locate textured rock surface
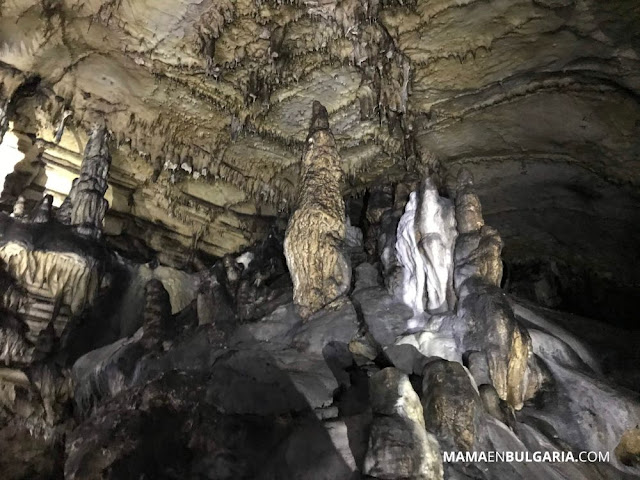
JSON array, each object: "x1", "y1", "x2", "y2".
[
  {"x1": 284, "y1": 101, "x2": 350, "y2": 319},
  {"x1": 63, "y1": 124, "x2": 111, "y2": 239},
  {"x1": 0, "y1": 0, "x2": 636, "y2": 302},
  {"x1": 364, "y1": 368, "x2": 444, "y2": 480},
  {"x1": 616, "y1": 428, "x2": 640, "y2": 467},
  {"x1": 393, "y1": 176, "x2": 457, "y2": 315},
  {"x1": 0, "y1": 1, "x2": 639, "y2": 478},
  {"x1": 421, "y1": 359, "x2": 482, "y2": 451}
]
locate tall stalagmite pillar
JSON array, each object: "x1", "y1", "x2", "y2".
[
  {"x1": 0, "y1": 96, "x2": 9, "y2": 145},
  {"x1": 60, "y1": 125, "x2": 111, "y2": 239},
  {"x1": 284, "y1": 101, "x2": 350, "y2": 319}
]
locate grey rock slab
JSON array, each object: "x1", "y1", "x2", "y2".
[{"x1": 352, "y1": 287, "x2": 413, "y2": 347}]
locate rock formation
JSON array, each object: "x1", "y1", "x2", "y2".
[
  {"x1": 388, "y1": 168, "x2": 535, "y2": 409},
  {"x1": 284, "y1": 101, "x2": 350, "y2": 319},
  {"x1": 0, "y1": 69, "x2": 24, "y2": 145},
  {"x1": 421, "y1": 359, "x2": 482, "y2": 451},
  {"x1": 60, "y1": 125, "x2": 112, "y2": 240},
  {"x1": 0, "y1": 1, "x2": 638, "y2": 478},
  {"x1": 393, "y1": 177, "x2": 457, "y2": 315},
  {"x1": 452, "y1": 170, "x2": 534, "y2": 410},
  {"x1": 364, "y1": 367, "x2": 443, "y2": 480},
  {"x1": 453, "y1": 169, "x2": 503, "y2": 292}
]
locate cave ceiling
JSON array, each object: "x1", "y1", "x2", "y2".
[{"x1": 0, "y1": 0, "x2": 639, "y2": 274}]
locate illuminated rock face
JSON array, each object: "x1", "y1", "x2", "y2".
[
  {"x1": 61, "y1": 125, "x2": 111, "y2": 240},
  {"x1": 391, "y1": 170, "x2": 534, "y2": 409},
  {"x1": 364, "y1": 368, "x2": 444, "y2": 480},
  {"x1": 393, "y1": 178, "x2": 457, "y2": 315},
  {"x1": 453, "y1": 170, "x2": 533, "y2": 410},
  {"x1": 284, "y1": 101, "x2": 350, "y2": 320}
]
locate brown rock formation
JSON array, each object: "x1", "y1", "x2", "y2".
[
  {"x1": 365, "y1": 367, "x2": 443, "y2": 480},
  {"x1": 421, "y1": 359, "x2": 482, "y2": 451},
  {"x1": 284, "y1": 101, "x2": 350, "y2": 319},
  {"x1": 615, "y1": 427, "x2": 640, "y2": 467},
  {"x1": 454, "y1": 170, "x2": 534, "y2": 410}
]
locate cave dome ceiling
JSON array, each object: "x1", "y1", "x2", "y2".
[{"x1": 0, "y1": 0, "x2": 639, "y2": 274}]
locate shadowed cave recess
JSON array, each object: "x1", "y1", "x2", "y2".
[{"x1": 0, "y1": 1, "x2": 640, "y2": 479}]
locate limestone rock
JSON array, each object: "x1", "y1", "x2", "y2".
[
  {"x1": 454, "y1": 226, "x2": 504, "y2": 294},
  {"x1": 28, "y1": 194, "x2": 53, "y2": 224},
  {"x1": 416, "y1": 178, "x2": 457, "y2": 313},
  {"x1": 284, "y1": 102, "x2": 350, "y2": 319},
  {"x1": 393, "y1": 192, "x2": 424, "y2": 314},
  {"x1": 458, "y1": 286, "x2": 533, "y2": 410},
  {"x1": 352, "y1": 287, "x2": 413, "y2": 347},
  {"x1": 384, "y1": 344, "x2": 430, "y2": 376},
  {"x1": 66, "y1": 125, "x2": 112, "y2": 240},
  {"x1": 292, "y1": 300, "x2": 359, "y2": 355},
  {"x1": 140, "y1": 279, "x2": 172, "y2": 350},
  {"x1": 364, "y1": 367, "x2": 444, "y2": 480},
  {"x1": 454, "y1": 169, "x2": 484, "y2": 235},
  {"x1": 478, "y1": 384, "x2": 514, "y2": 428},
  {"x1": 392, "y1": 176, "x2": 457, "y2": 315},
  {"x1": 0, "y1": 97, "x2": 8, "y2": 145},
  {"x1": 421, "y1": 359, "x2": 482, "y2": 451},
  {"x1": 615, "y1": 427, "x2": 640, "y2": 467},
  {"x1": 453, "y1": 170, "x2": 503, "y2": 292},
  {"x1": 465, "y1": 350, "x2": 492, "y2": 387},
  {"x1": 353, "y1": 262, "x2": 380, "y2": 292}
]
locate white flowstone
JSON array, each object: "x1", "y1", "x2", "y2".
[
  {"x1": 416, "y1": 178, "x2": 457, "y2": 313},
  {"x1": 393, "y1": 178, "x2": 457, "y2": 315},
  {"x1": 395, "y1": 192, "x2": 426, "y2": 314}
]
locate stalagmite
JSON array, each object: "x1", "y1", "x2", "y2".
[
  {"x1": 29, "y1": 194, "x2": 53, "y2": 224},
  {"x1": 392, "y1": 176, "x2": 457, "y2": 315},
  {"x1": 140, "y1": 279, "x2": 171, "y2": 350},
  {"x1": 0, "y1": 96, "x2": 8, "y2": 145},
  {"x1": 10, "y1": 196, "x2": 26, "y2": 219},
  {"x1": 284, "y1": 101, "x2": 350, "y2": 319},
  {"x1": 62, "y1": 125, "x2": 112, "y2": 239},
  {"x1": 364, "y1": 368, "x2": 444, "y2": 480},
  {"x1": 416, "y1": 178, "x2": 457, "y2": 313},
  {"x1": 453, "y1": 169, "x2": 502, "y2": 291},
  {"x1": 453, "y1": 169, "x2": 534, "y2": 410}
]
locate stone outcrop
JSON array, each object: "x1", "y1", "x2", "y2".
[
  {"x1": 284, "y1": 101, "x2": 350, "y2": 319},
  {"x1": 364, "y1": 367, "x2": 444, "y2": 480},
  {"x1": 616, "y1": 427, "x2": 640, "y2": 467},
  {"x1": 421, "y1": 359, "x2": 482, "y2": 451},
  {"x1": 0, "y1": 69, "x2": 24, "y2": 145},
  {"x1": 0, "y1": 1, "x2": 639, "y2": 478},
  {"x1": 453, "y1": 170, "x2": 503, "y2": 293}
]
